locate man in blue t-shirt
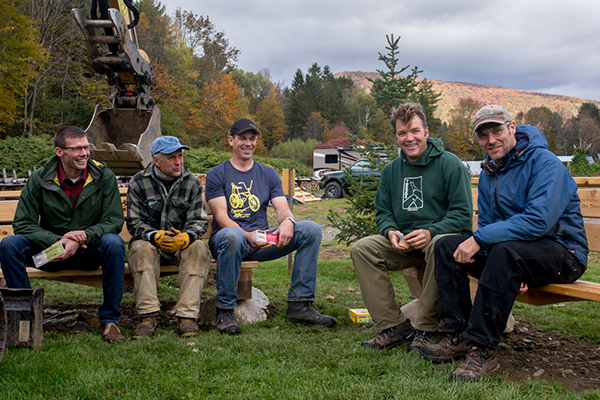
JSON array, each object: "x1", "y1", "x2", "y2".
[{"x1": 205, "y1": 118, "x2": 336, "y2": 335}]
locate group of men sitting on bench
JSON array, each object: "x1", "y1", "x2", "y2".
[{"x1": 0, "y1": 104, "x2": 588, "y2": 382}]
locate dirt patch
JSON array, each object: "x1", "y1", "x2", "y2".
[{"x1": 497, "y1": 320, "x2": 600, "y2": 392}]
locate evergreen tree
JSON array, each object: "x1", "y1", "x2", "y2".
[
  {"x1": 368, "y1": 34, "x2": 421, "y2": 114},
  {"x1": 568, "y1": 146, "x2": 596, "y2": 177}
]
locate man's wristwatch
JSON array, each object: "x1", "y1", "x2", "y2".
[{"x1": 285, "y1": 217, "x2": 296, "y2": 225}]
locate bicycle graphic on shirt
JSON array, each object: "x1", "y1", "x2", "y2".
[{"x1": 230, "y1": 180, "x2": 260, "y2": 218}]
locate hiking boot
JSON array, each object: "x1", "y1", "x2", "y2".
[
  {"x1": 178, "y1": 317, "x2": 200, "y2": 337},
  {"x1": 132, "y1": 317, "x2": 157, "y2": 339},
  {"x1": 285, "y1": 301, "x2": 337, "y2": 327},
  {"x1": 216, "y1": 308, "x2": 240, "y2": 335},
  {"x1": 362, "y1": 319, "x2": 415, "y2": 350},
  {"x1": 100, "y1": 323, "x2": 124, "y2": 343},
  {"x1": 421, "y1": 332, "x2": 472, "y2": 363},
  {"x1": 451, "y1": 346, "x2": 500, "y2": 382},
  {"x1": 408, "y1": 329, "x2": 437, "y2": 353}
]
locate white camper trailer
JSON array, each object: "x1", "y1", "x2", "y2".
[{"x1": 312, "y1": 148, "x2": 363, "y2": 179}]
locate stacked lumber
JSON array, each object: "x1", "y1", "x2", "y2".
[{"x1": 293, "y1": 187, "x2": 321, "y2": 204}]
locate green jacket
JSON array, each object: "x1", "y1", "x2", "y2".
[
  {"x1": 375, "y1": 138, "x2": 473, "y2": 239},
  {"x1": 13, "y1": 156, "x2": 125, "y2": 249},
  {"x1": 126, "y1": 163, "x2": 208, "y2": 244}
]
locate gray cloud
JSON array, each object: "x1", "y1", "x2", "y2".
[{"x1": 166, "y1": 0, "x2": 600, "y2": 100}]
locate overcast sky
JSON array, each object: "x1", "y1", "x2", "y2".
[{"x1": 165, "y1": 0, "x2": 600, "y2": 101}]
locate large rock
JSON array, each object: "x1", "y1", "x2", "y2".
[{"x1": 199, "y1": 287, "x2": 269, "y2": 326}]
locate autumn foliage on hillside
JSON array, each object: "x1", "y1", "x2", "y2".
[{"x1": 337, "y1": 71, "x2": 599, "y2": 124}]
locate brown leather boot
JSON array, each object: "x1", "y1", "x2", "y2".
[
  {"x1": 132, "y1": 317, "x2": 158, "y2": 339},
  {"x1": 178, "y1": 317, "x2": 200, "y2": 337},
  {"x1": 100, "y1": 323, "x2": 124, "y2": 343}
]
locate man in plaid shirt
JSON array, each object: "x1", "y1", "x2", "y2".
[{"x1": 127, "y1": 136, "x2": 210, "y2": 338}]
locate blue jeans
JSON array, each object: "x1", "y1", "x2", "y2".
[
  {"x1": 0, "y1": 234, "x2": 125, "y2": 324},
  {"x1": 209, "y1": 221, "x2": 321, "y2": 309}
]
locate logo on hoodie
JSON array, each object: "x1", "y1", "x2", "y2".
[{"x1": 403, "y1": 177, "x2": 423, "y2": 211}]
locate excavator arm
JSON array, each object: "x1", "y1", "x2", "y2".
[{"x1": 72, "y1": 0, "x2": 162, "y2": 176}]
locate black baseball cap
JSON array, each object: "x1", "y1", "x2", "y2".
[{"x1": 230, "y1": 118, "x2": 260, "y2": 136}]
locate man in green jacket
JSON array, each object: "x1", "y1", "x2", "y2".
[
  {"x1": 0, "y1": 126, "x2": 126, "y2": 343},
  {"x1": 351, "y1": 103, "x2": 472, "y2": 351}
]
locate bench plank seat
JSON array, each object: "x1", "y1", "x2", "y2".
[{"x1": 0, "y1": 187, "x2": 259, "y2": 299}]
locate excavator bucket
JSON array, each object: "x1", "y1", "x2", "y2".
[{"x1": 85, "y1": 105, "x2": 162, "y2": 176}]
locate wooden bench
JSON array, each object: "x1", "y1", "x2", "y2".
[
  {"x1": 0, "y1": 188, "x2": 258, "y2": 300},
  {"x1": 470, "y1": 176, "x2": 600, "y2": 305}
]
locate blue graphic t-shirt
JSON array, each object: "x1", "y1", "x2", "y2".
[{"x1": 205, "y1": 160, "x2": 285, "y2": 238}]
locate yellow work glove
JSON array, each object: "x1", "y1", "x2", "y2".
[
  {"x1": 154, "y1": 229, "x2": 175, "y2": 249},
  {"x1": 159, "y1": 228, "x2": 191, "y2": 253}
]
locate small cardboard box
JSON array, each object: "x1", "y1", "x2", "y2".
[{"x1": 349, "y1": 308, "x2": 372, "y2": 323}]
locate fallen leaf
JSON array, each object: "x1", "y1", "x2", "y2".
[
  {"x1": 348, "y1": 287, "x2": 357, "y2": 292},
  {"x1": 325, "y1": 295, "x2": 335, "y2": 300},
  {"x1": 553, "y1": 303, "x2": 566, "y2": 308},
  {"x1": 192, "y1": 348, "x2": 199, "y2": 353},
  {"x1": 187, "y1": 342, "x2": 196, "y2": 346}
]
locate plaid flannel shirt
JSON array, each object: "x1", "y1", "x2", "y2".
[{"x1": 126, "y1": 164, "x2": 208, "y2": 243}]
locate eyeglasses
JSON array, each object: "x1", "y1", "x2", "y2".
[
  {"x1": 61, "y1": 145, "x2": 91, "y2": 153},
  {"x1": 475, "y1": 122, "x2": 510, "y2": 141}
]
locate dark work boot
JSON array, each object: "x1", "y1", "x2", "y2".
[
  {"x1": 285, "y1": 301, "x2": 337, "y2": 327},
  {"x1": 361, "y1": 319, "x2": 415, "y2": 350},
  {"x1": 421, "y1": 331, "x2": 472, "y2": 363},
  {"x1": 216, "y1": 308, "x2": 240, "y2": 335},
  {"x1": 451, "y1": 346, "x2": 500, "y2": 381},
  {"x1": 408, "y1": 329, "x2": 437, "y2": 353},
  {"x1": 132, "y1": 316, "x2": 157, "y2": 339}
]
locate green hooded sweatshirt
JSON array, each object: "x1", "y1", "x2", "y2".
[{"x1": 375, "y1": 138, "x2": 473, "y2": 239}]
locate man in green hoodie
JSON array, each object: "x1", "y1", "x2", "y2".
[
  {"x1": 0, "y1": 126, "x2": 126, "y2": 343},
  {"x1": 351, "y1": 103, "x2": 472, "y2": 351}
]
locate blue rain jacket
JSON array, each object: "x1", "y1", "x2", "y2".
[{"x1": 474, "y1": 125, "x2": 588, "y2": 267}]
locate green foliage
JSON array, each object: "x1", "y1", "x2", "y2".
[
  {"x1": 327, "y1": 139, "x2": 399, "y2": 245},
  {"x1": 270, "y1": 138, "x2": 317, "y2": 168},
  {"x1": 368, "y1": 34, "x2": 421, "y2": 114},
  {"x1": 285, "y1": 63, "x2": 355, "y2": 140},
  {"x1": 0, "y1": 0, "x2": 47, "y2": 134},
  {"x1": 414, "y1": 78, "x2": 443, "y2": 138},
  {"x1": 184, "y1": 147, "x2": 311, "y2": 176},
  {"x1": 0, "y1": 135, "x2": 54, "y2": 177},
  {"x1": 568, "y1": 147, "x2": 598, "y2": 177}
]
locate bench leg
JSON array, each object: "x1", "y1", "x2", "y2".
[{"x1": 237, "y1": 269, "x2": 252, "y2": 300}]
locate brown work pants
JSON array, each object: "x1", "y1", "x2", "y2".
[
  {"x1": 351, "y1": 233, "x2": 456, "y2": 333},
  {"x1": 128, "y1": 240, "x2": 210, "y2": 319}
]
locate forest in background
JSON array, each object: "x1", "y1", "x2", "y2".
[{"x1": 2, "y1": 0, "x2": 600, "y2": 175}]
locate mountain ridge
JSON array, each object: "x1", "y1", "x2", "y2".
[{"x1": 336, "y1": 71, "x2": 599, "y2": 123}]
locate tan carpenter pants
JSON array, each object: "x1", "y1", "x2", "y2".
[
  {"x1": 128, "y1": 240, "x2": 210, "y2": 319},
  {"x1": 351, "y1": 233, "x2": 456, "y2": 333}
]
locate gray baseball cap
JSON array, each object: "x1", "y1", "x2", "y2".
[{"x1": 473, "y1": 105, "x2": 512, "y2": 134}]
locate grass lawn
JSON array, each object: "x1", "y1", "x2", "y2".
[{"x1": 1, "y1": 255, "x2": 599, "y2": 399}]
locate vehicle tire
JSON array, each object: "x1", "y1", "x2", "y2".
[{"x1": 324, "y1": 181, "x2": 343, "y2": 199}]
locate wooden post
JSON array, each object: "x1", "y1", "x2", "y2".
[{"x1": 282, "y1": 169, "x2": 295, "y2": 274}]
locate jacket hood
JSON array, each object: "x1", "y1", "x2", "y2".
[
  {"x1": 482, "y1": 125, "x2": 547, "y2": 175},
  {"x1": 400, "y1": 138, "x2": 444, "y2": 166},
  {"x1": 39, "y1": 156, "x2": 106, "y2": 190}
]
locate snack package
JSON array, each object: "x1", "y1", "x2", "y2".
[
  {"x1": 256, "y1": 231, "x2": 279, "y2": 245},
  {"x1": 398, "y1": 234, "x2": 409, "y2": 250},
  {"x1": 33, "y1": 241, "x2": 65, "y2": 268}
]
